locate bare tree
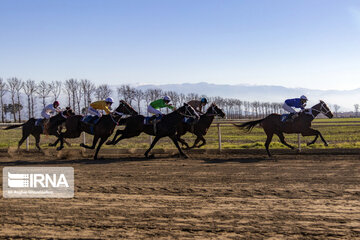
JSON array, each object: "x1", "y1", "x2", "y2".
[
  {"x1": 64, "y1": 79, "x2": 79, "y2": 111},
  {"x1": 178, "y1": 93, "x2": 186, "y2": 105},
  {"x1": 96, "y1": 84, "x2": 112, "y2": 100},
  {"x1": 7, "y1": 78, "x2": 23, "y2": 122},
  {"x1": 146, "y1": 88, "x2": 163, "y2": 102},
  {"x1": 23, "y1": 79, "x2": 37, "y2": 118},
  {"x1": 81, "y1": 79, "x2": 96, "y2": 109},
  {"x1": 186, "y1": 92, "x2": 199, "y2": 102},
  {"x1": 333, "y1": 104, "x2": 340, "y2": 118},
  {"x1": 117, "y1": 85, "x2": 135, "y2": 104},
  {"x1": 133, "y1": 89, "x2": 143, "y2": 114},
  {"x1": 355, "y1": 104, "x2": 359, "y2": 117},
  {"x1": 165, "y1": 91, "x2": 180, "y2": 108},
  {"x1": 50, "y1": 81, "x2": 62, "y2": 101},
  {"x1": 37, "y1": 80, "x2": 51, "y2": 109},
  {"x1": 0, "y1": 78, "x2": 8, "y2": 122}
]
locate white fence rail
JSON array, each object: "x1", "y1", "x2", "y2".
[{"x1": 1, "y1": 120, "x2": 360, "y2": 152}]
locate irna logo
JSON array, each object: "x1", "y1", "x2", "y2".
[
  {"x1": 8, "y1": 172, "x2": 69, "y2": 188},
  {"x1": 3, "y1": 167, "x2": 74, "y2": 198}
]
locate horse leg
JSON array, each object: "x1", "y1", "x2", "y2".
[
  {"x1": 33, "y1": 134, "x2": 41, "y2": 152},
  {"x1": 275, "y1": 132, "x2": 295, "y2": 149},
  {"x1": 307, "y1": 135, "x2": 319, "y2": 146},
  {"x1": 144, "y1": 136, "x2": 161, "y2": 158},
  {"x1": 176, "y1": 134, "x2": 190, "y2": 149},
  {"x1": 302, "y1": 128, "x2": 328, "y2": 146},
  {"x1": 93, "y1": 137, "x2": 107, "y2": 160},
  {"x1": 112, "y1": 130, "x2": 141, "y2": 145},
  {"x1": 196, "y1": 136, "x2": 206, "y2": 148},
  {"x1": 170, "y1": 135, "x2": 188, "y2": 158},
  {"x1": 80, "y1": 135, "x2": 99, "y2": 149},
  {"x1": 106, "y1": 129, "x2": 124, "y2": 145},
  {"x1": 264, "y1": 132, "x2": 273, "y2": 157},
  {"x1": 18, "y1": 133, "x2": 30, "y2": 151}
]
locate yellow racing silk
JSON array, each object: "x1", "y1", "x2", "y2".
[{"x1": 90, "y1": 100, "x2": 111, "y2": 114}]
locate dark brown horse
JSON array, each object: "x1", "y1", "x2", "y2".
[
  {"x1": 106, "y1": 103, "x2": 199, "y2": 158},
  {"x1": 55, "y1": 100, "x2": 138, "y2": 159},
  {"x1": 4, "y1": 108, "x2": 75, "y2": 151},
  {"x1": 234, "y1": 100, "x2": 333, "y2": 157},
  {"x1": 176, "y1": 103, "x2": 225, "y2": 149}
]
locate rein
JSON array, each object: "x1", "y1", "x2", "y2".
[
  {"x1": 118, "y1": 102, "x2": 136, "y2": 116},
  {"x1": 109, "y1": 113, "x2": 123, "y2": 126},
  {"x1": 178, "y1": 106, "x2": 198, "y2": 118},
  {"x1": 309, "y1": 102, "x2": 331, "y2": 118}
]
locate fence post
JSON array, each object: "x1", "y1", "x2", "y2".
[
  {"x1": 83, "y1": 132, "x2": 86, "y2": 145},
  {"x1": 297, "y1": 134, "x2": 301, "y2": 152},
  {"x1": 26, "y1": 137, "x2": 29, "y2": 151},
  {"x1": 217, "y1": 123, "x2": 222, "y2": 152}
]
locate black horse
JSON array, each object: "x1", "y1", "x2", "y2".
[
  {"x1": 106, "y1": 103, "x2": 199, "y2": 158},
  {"x1": 234, "y1": 100, "x2": 333, "y2": 157},
  {"x1": 4, "y1": 108, "x2": 75, "y2": 151},
  {"x1": 176, "y1": 103, "x2": 225, "y2": 149},
  {"x1": 55, "y1": 100, "x2": 138, "y2": 159}
]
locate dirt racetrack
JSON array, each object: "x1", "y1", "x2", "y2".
[{"x1": 0, "y1": 150, "x2": 360, "y2": 239}]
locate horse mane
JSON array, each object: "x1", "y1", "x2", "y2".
[{"x1": 120, "y1": 100, "x2": 137, "y2": 114}]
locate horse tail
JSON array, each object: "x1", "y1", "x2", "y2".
[
  {"x1": 4, "y1": 123, "x2": 25, "y2": 130},
  {"x1": 233, "y1": 118, "x2": 265, "y2": 133}
]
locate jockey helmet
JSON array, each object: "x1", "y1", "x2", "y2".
[
  {"x1": 105, "y1": 97, "x2": 114, "y2": 103},
  {"x1": 163, "y1": 96, "x2": 171, "y2": 102},
  {"x1": 201, "y1": 98, "x2": 208, "y2": 104},
  {"x1": 300, "y1": 95, "x2": 308, "y2": 101},
  {"x1": 53, "y1": 101, "x2": 59, "y2": 107}
]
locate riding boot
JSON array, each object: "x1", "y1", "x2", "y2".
[{"x1": 43, "y1": 119, "x2": 50, "y2": 135}]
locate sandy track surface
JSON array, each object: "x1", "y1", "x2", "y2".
[{"x1": 0, "y1": 153, "x2": 360, "y2": 239}]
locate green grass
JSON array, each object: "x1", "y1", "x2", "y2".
[{"x1": 1, "y1": 118, "x2": 360, "y2": 150}]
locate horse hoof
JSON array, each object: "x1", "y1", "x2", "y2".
[
  {"x1": 182, "y1": 154, "x2": 189, "y2": 159},
  {"x1": 48, "y1": 143, "x2": 54, "y2": 147},
  {"x1": 80, "y1": 143, "x2": 85, "y2": 147},
  {"x1": 56, "y1": 147, "x2": 63, "y2": 151},
  {"x1": 145, "y1": 154, "x2": 155, "y2": 159},
  {"x1": 324, "y1": 143, "x2": 329, "y2": 147},
  {"x1": 106, "y1": 141, "x2": 113, "y2": 145}
]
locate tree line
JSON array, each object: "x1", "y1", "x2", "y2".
[{"x1": 0, "y1": 77, "x2": 287, "y2": 123}]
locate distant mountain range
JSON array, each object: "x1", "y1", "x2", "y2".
[{"x1": 134, "y1": 82, "x2": 359, "y2": 111}]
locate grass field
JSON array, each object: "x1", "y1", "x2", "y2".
[{"x1": 1, "y1": 118, "x2": 360, "y2": 150}]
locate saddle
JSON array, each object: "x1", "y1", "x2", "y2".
[
  {"x1": 82, "y1": 115, "x2": 100, "y2": 125},
  {"x1": 281, "y1": 113, "x2": 298, "y2": 123},
  {"x1": 35, "y1": 118, "x2": 44, "y2": 127},
  {"x1": 144, "y1": 115, "x2": 162, "y2": 134}
]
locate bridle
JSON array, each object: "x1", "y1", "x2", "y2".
[
  {"x1": 308, "y1": 102, "x2": 331, "y2": 118},
  {"x1": 109, "y1": 112, "x2": 123, "y2": 126},
  {"x1": 206, "y1": 105, "x2": 222, "y2": 117},
  {"x1": 116, "y1": 101, "x2": 135, "y2": 116},
  {"x1": 178, "y1": 105, "x2": 199, "y2": 118},
  {"x1": 60, "y1": 110, "x2": 70, "y2": 119}
]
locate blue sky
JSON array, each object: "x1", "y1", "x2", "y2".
[{"x1": 1, "y1": 0, "x2": 360, "y2": 90}]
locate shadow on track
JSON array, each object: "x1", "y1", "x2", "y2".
[
  {"x1": 202, "y1": 157, "x2": 268, "y2": 164},
  {"x1": 0, "y1": 156, "x2": 155, "y2": 166}
]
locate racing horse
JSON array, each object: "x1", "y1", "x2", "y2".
[
  {"x1": 176, "y1": 103, "x2": 225, "y2": 149},
  {"x1": 234, "y1": 100, "x2": 333, "y2": 157},
  {"x1": 4, "y1": 108, "x2": 75, "y2": 151},
  {"x1": 55, "y1": 100, "x2": 138, "y2": 159},
  {"x1": 106, "y1": 103, "x2": 199, "y2": 158}
]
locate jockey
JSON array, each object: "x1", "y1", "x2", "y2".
[
  {"x1": 41, "y1": 101, "x2": 61, "y2": 134},
  {"x1": 87, "y1": 97, "x2": 114, "y2": 124},
  {"x1": 188, "y1": 98, "x2": 208, "y2": 114},
  {"x1": 283, "y1": 95, "x2": 308, "y2": 120},
  {"x1": 147, "y1": 96, "x2": 175, "y2": 120}
]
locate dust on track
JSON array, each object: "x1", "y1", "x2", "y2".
[{"x1": 0, "y1": 152, "x2": 360, "y2": 239}]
